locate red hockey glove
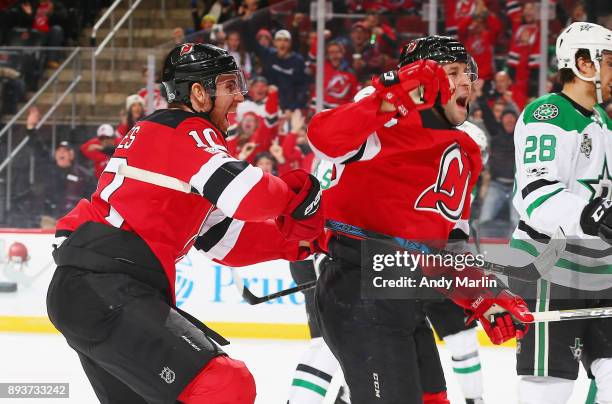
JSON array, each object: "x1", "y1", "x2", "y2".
[
  {"x1": 276, "y1": 170, "x2": 324, "y2": 242},
  {"x1": 372, "y1": 59, "x2": 451, "y2": 117},
  {"x1": 453, "y1": 288, "x2": 533, "y2": 345}
]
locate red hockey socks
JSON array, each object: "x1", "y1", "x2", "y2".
[{"x1": 177, "y1": 356, "x2": 256, "y2": 404}]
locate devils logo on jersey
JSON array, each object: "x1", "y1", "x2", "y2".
[{"x1": 415, "y1": 143, "x2": 471, "y2": 221}]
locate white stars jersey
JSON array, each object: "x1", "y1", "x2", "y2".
[{"x1": 511, "y1": 92, "x2": 612, "y2": 290}]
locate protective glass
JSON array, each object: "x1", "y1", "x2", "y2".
[{"x1": 203, "y1": 70, "x2": 248, "y2": 97}]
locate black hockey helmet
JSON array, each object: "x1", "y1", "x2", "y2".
[
  {"x1": 399, "y1": 35, "x2": 478, "y2": 81},
  {"x1": 161, "y1": 43, "x2": 247, "y2": 105}
]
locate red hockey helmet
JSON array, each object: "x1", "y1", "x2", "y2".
[{"x1": 8, "y1": 242, "x2": 28, "y2": 263}]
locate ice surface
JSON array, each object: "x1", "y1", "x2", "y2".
[{"x1": 0, "y1": 333, "x2": 592, "y2": 403}]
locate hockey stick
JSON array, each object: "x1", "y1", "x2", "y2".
[
  {"x1": 117, "y1": 165, "x2": 199, "y2": 194},
  {"x1": 530, "y1": 307, "x2": 612, "y2": 323},
  {"x1": 230, "y1": 267, "x2": 316, "y2": 304},
  {"x1": 325, "y1": 220, "x2": 566, "y2": 282}
]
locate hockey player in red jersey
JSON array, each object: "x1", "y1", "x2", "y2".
[
  {"x1": 46, "y1": 43, "x2": 324, "y2": 404},
  {"x1": 308, "y1": 36, "x2": 533, "y2": 404}
]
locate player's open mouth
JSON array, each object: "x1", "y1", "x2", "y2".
[{"x1": 456, "y1": 95, "x2": 468, "y2": 109}]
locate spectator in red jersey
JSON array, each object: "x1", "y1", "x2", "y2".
[
  {"x1": 347, "y1": 21, "x2": 385, "y2": 83},
  {"x1": 138, "y1": 66, "x2": 168, "y2": 115},
  {"x1": 80, "y1": 124, "x2": 120, "y2": 179},
  {"x1": 308, "y1": 41, "x2": 359, "y2": 110},
  {"x1": 507, "y1": 1, "x2": 540, "y2": 107},
  {"x1": 6, "y1": 0, "x2": 66, "y2": 67},
  {"x1": 457, "y1": 2, "x2": 502, "y2": 82},
  {"x1": 117, "y1": 94, "x2": 145, "y2": 137},
  {"x1": 444, "y1": 0, "x2": 476, "y2": 36}
]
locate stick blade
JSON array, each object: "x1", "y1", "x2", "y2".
[{"x1": 531, "y1": 227, "x2": 566, "y2": 277}]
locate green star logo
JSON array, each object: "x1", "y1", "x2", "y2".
[{"x1": 578, "y1": 158, "x2": 612, "y2": 201}]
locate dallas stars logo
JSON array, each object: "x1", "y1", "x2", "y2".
[
  {"x1": 569, "y1": 338, "x2": 583, "y2": 361},
  {"x1": 533, "y1": 104, "x2": 559, "y2": 121},
  {"x1": 579, "y1": 24, "x2": 594, "y2": 32},
  {"x1": 578, "y1": 158, "x2": 612, "y2": 201}
]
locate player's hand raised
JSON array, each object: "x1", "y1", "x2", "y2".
[{"x1": 372, "y1": 59, "x2": 451, "y2": 117}]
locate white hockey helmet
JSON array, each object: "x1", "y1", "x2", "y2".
[{"x1": 556, "y1": 22, "x2": 612, "y2": 103}]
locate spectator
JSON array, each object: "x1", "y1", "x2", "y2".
[
  {"x1": 346, "y1": 21, "x2": 384, "y2": 83},
  {"x1": 44, "y1": 140, "x2": 94, "y2": 220},
  {"x1": 137, "y1": 66, "x2": 168, "y2": 114},
  {"x1": 253, "y1": 151, "x2": 276, "y2": 174},
  {"x1": 507, "y1": 1, "x2": 540, "y2": 107},
  {"x1": 473, "y1": 81, "x2": 519, "y2": 234},
  {"x1": 80, "y1": 124, "x2": 120, "y2": 179},
  {"x1": 224, "y1": 30, "x2": 252, "y2": 78},
  {"x1": 256, "y1": 28, "x2": 272, "y2": 48},
  {"x1": 27, "y1": 106, "x2": 94, "y2": 222},
  {"x1": 7, "y1": 0, "x2": 66, "y2": 68},
  {"x1": 172, "y1": 26, "x2": 185, "y2": 45},
  {"x1": 191, "y1": 0, "x2": 235, "y2": 25},
  {"x1": 117, "y1": 94, "x2": 145, "y2": 137},
  {"x1": 362, "y1": 11, "x2": 398, "y2": 59},
  {"x1": 235, "y1": 76, "x2": 279, "y2": 124},
  {"x1": 247, "y1": 29, "x2": 308, "y2": 111},
  {"x1": 457, "y1": 1, "x2": 502, "y2": 82},
  {"x1": 0, "y1": 56, "x2": 25, "y2": 115},
  {"x1": 444, "y1": 0, "x2": 476, "y2": 36},
  {"x1": 309, "y1": 41, "x2": 359, "y2": 110},
  {"x1": 567, "y1": 2, "x2": 588, "y2": 24}
]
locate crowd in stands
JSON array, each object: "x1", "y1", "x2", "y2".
[
  {"x1": 0, "y1": 0, "x2": 107, "y2": 116},
  {"x1": 2, "y1": 0, "x2": 612, "y2": 234}
]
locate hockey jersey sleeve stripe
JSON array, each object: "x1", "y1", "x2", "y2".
[
  {"x1": 190, "y1": 153, "x2": 240, "y2": 194},
  {"x1": 521, "y1": 179, "x2": 560, "y2": 199},
  {"x1": 195, "y1": 216, "x2": 233, "y2": 252},
  {"x1": 216, "y1": 165, "x2": 264, "y2": 218},
  {"x1": 518, "y1": 220, "x2": 551, "y2": 240},
  {"x1": 526, "y1": 188, "x2": 564, "y2": 217},
  {"x1": 511, "y1": 238, "x2": 612, "y2": 275},
  {"x1": 201, "y1": 160, "x2": 250, "y2": 204},
  {"x1": 201, "y1": 218, "x2": 245, "y2": 260}
]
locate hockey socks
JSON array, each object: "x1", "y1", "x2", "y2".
[
  {"x1": 443, "y1": 328, "x2": 484, "y2": 402},
  {"x1": 288, "y1": 337, "x2": 345, "y2": 403},
  {"x1": 177, "y1": 356, "x2": 256, "y2": 404}
]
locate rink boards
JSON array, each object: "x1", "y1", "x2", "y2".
[{"x1": 0, "y1": 230, "x2": 513, "y2": 346}]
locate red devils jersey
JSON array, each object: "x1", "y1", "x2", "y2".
[
  {"x1": 57, "y1": 109, "x2": 301, "y2": 296},
  {"x1": 308, "y1": 89, "x2": 482, "y2": 243}
]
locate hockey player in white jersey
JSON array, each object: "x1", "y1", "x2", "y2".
[{"x1": 510, "y1": 22, "x2": 612, "y2": 404}]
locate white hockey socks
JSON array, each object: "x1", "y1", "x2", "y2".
[
  {"x1": 288, "y1": 337, "x2": 341, "y2": 403},
  {"x1": 591, "y1": 358, "x2": 612, "y2": 404},
  {"x1": 518, "y1": 375, "x2": 574, "y2": 404},
  {"x1": 443, "y1": 327, "x2": 484, "y2": 402}
]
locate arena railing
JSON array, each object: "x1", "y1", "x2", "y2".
[
  {"x1": 0, "y1": 47, "x2": 82, "y2": 213},
  {"x1": 90, "y1": 0, "x2": 144, "y2": 105}
]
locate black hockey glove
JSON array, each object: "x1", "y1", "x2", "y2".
[{"x1": 580, "y1": 197, "x2": 612, "y2": 243}]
